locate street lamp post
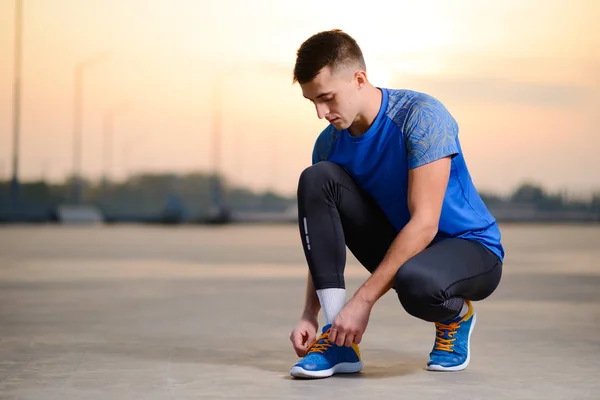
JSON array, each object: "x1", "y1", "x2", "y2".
[
  {"x1": 209, "y1": 73, "x2": 226, "y2": 221},
  {"x1": 10, "y1": 0, "x2": 23, "y2": 211},
  {"x1": 102, "y1": 104, "x2": 129, "y2": 187}
]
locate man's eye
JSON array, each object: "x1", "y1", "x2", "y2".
[{"x1": 323, "y1": 97, "x2": 333, "y2": 102}]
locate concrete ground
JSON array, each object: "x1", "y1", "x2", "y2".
[{"x1": 0, "y1": 223, "x2": 599, "y2": 399}]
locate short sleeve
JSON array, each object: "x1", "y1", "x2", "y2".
[
  {"x1": 405, "y1": 96, "x2": 459, "y2": 169},
  {"x1": 312, "y1": 126, "x2": 339, "y2": 165},
  {"x1": 311, "y1": 143, "x2": 319, "y2": 164}
]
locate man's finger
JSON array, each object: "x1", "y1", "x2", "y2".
[
  {"x1": 293, "y1": 333, "x2": 304, "y2": 351},
  {"x1": 329, "y1": 328, "x2": 337, "y2": 344},
  {"x1": 344, "y1": 333, "x2": 354, "y2": 348},
  {"x1": 292, "y1": 341, "x2": 302, "y2": 357},
  {"x1": 335, "y1": 331, "x2": 346, "y2": 347},
  {"x1": 354, "y1": 332, "x2": 363, "y2": 344},
  {"x1": 294, "y1": 338, "x2": 307, "y2": 357}
]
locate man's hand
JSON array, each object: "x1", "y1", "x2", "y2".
[
  {"x1": 290, "y1": 316, "x2": 319, "y2": 357},
  {"x1": 330, "y1": 297, "x2": 372, "y2": 347}
]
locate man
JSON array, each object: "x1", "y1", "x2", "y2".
[{"x1": 288, "y1": 29, "x2": 504, "y2": 378}]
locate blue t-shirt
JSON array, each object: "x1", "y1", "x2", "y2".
[{"x1": 312, "y1": 88, "x2": 504, "y2": 261}]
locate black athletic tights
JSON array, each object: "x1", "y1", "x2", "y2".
[{"x1": 297, "y1": 161, "x2": 503, "y2": 322}]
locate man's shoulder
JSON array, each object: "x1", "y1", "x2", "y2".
[
  {"x1": 386, "y1": 88, "x2": 446, "y2": 119},
  {"x1": 385, "y1": 89, "x2": 430, "y2": 125},
  {"x1": 312, "y1": 124, "x2": 341, "y2": 164},
  {"x1": 385, "y1": 88, "x2": 455, "y2": 130}
]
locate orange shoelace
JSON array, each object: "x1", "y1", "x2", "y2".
[
  {"x1": 307, "y1": 330, "x2": 332, "y2": 354},
  {"x1": 434, "y1": 321, "x2": 460, "y2": 352}
]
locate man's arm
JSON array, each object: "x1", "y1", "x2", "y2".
[
  {"x1": 352, "y1": 95, "x2": 459, "y2": 306},
  {"x1": 290, "y1": 271, "x2": 322, "y2": 356},
  {"x1": 353, "y1": 156, "x2": 452, "y2": 306},
  {"x1": 329, "y1": 156, "x2": 452, "y2": 347},
  {"x1": 329, "y1": 96, "x2": 459, "y2": 347}
]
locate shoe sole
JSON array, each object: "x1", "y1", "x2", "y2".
[
  {"x1": 427, "y1": 312, "x2": 477, "y2": 372},
  {"x1": 289, "y1": 361, "x2": 363, "y2": 378}
]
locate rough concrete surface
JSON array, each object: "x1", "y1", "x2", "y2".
[{"x1": 0, "y1": 224, "x2": 599, "y2": 399}]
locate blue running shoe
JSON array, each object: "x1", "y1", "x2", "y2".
[
  {"x1": 289, "y1": 324, "x2": 363, "y2": 378},
  {"x1": 427, "y1": 299, "x2": 477, "y2": 372}
]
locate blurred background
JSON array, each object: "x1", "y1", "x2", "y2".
[
  {"x1": 1, "y1": 2, "x2": 599, "y2": 397},
  {"x1": 0, "y1": 0, "x2": 599, "y2": 224}
]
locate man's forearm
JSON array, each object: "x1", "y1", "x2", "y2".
[
  {"x1": 302, "y1": 271, "x2": 321, "y2": 319},
  {"x1": 355, "y1": 219, "x2": 437, "y2": 306}
]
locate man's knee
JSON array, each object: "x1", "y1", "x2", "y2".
[
  {"x1": 298, "y1": 161, "x2": 345, "y2": 196},
  {"x1": 394, "y1": 259, "x2": 444, "y2": 322}
]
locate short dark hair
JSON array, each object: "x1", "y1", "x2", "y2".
[{"x1": 293, "y1": 29, "x2": 366, "y2": 84}]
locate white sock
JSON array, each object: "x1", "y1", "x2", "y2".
[
  {"x1": 458, "y1": 300, "x2": 469, "y2": 318},
  {"x1": 316, "y1": 288, "x2": 346, "y2": 325}
]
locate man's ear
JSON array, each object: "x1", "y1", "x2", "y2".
[{"x1": 355, "y1": 70, "x2": 367, "y2": 89}]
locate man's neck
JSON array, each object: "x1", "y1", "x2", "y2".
[{"x1": 348, "y1": 85, "x2": 383, "y2": 137}]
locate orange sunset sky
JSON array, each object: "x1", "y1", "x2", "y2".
[{"x1": 0, "y1": 0, "x2": 599, "y2": 197}]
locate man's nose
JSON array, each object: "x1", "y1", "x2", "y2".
[{"x1": 315, "y1": 103, "x2": 329, "y2": 119}]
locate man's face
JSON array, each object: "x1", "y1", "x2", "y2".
[{"x1": 300, "y1": 65, "x2": 361, "y2": 130}]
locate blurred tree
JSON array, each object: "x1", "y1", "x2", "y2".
[
  {"x1": 510, "y1": 183, "x2": 564, "y2": 210},
  {"x1": 511, "y1": 183, "x2": 546, "y2": 203},
  {"x1": 590, "y1": 192, "x2": 600, "y2": 213}
]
